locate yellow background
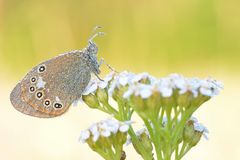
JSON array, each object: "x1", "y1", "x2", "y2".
[{"x1": 0, "y1": 0, "x2": 239, "y2": 159}]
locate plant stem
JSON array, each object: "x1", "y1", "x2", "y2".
[
  {"x1": 172, "y1": 106, "x2": 196, "y2": 145},
  {"x1": 175, "y1": 144, "x2": 179, "y2": 160},
  {"x1": 117, "y1": 99, "x2": 153, "y2": 160},
  {"x1": 150, "y1": 118, "x2": 164, "y2": 160},
  {"x1": 178, "y1": 145, "x2": 192, "y2": 159},
  {"x1": 103, "y1": 102, "x2": 119, "y2": 116}
]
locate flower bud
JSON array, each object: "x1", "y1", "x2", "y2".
[
  {"x1": 133, "y1": 129, "x2": 153, "y2": 155},
  {"x1": 188, "y1": 131, "x2": 202, "y2": 147},
  {"x1": 96, "y1": 88, "x2": 109, "y2": 104},
  {"x1": 79, "y1": 118, "x2": 131, "y2": 160},
  {"x1": 130, "y1": 95, "x2": 149, "y2": 119},
  {"x1": 183, "y1": 118, "x2": 208, "y2": 147},
  {"x1": 183, "y1": 120, "x2": 195, "y2": 143},
  {"x1": 139, "y1": 131, "x2": 153, "y2": 153},
  {"x1": 82, "y1": 94, "x2": 100, "y2": 109}
]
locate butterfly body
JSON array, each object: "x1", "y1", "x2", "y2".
[{"x1": 10, "y1": 30, "x2": 103, "y2": 118}]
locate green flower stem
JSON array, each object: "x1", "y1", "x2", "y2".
[
  {"x1": 172, "y1": 107, "x2": 181, "y2": 126},
  {"x1": 175, "y1": 144, "x2": 179, "y2": 160},
  {"x1": 159, "y1": 108, "x2": 164, "y2": 124},
  {"x1": 178, "y1": 145, "x2": 192, "y2": 159},
  {"x1": 107, "y1": 149, "x2": 116, "y2": 160},
  {"x1": 164, "y1": 119, "x2": 173, "y2": 160},
  {"x1": 94, "y1": 147, "x2": 112, "y2": 160},
  {"x1": 178, "y1": 142, "x2": 188, "y2": 158},
  {"x1": 117, "y1": 98, "x2": 153, "y2": 160},
  {"x1": 102, "y1": 102, "x2": 119, "y2": 118},
  {"x1": 117, "y1": 99, "x2": 126, "y2": 120},
  {"x1": 97, "y1": 105, "x2": 113, "y2": 115},
  {"x1": 150, "y1": 118, "x2": 164, "y2": 160},
  {"x1": 114, "y1": 145, "x2": 123, "y2": 160},
  {"x1": 172, "y1": 106, "x2": 197, "y2": 145}
]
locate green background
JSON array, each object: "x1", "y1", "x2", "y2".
[{"x1": 0, "y1": 0, "x2": 239, "y2": 160}]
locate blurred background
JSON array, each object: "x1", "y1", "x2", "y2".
[{"x1": 0, "y1": 0, "x2": 239, "y2": 159}]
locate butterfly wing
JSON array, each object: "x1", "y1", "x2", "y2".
[
  {"x1": 10, "y1": 83, "x2": 54, "y2": 118},
  {"x1": 10, "y1": 51, "x2": 91, "y2": 118}
]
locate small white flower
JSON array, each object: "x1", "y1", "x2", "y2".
[
  {"x1": 82, "y1": 78, "x2": 109, "y2": 95},
  {"x1": 116, "y1": 71, "x2": 135, "y2": 86},
  {"x1": 119, "y1": 76, "x2": 129, "y2": 86},
  {"x1": 99, "y1": 122, "x2": 111, "y2": 137},
  {"x1": 174, "y1": 78, "x2": 200, "y2": 97},
  {"x1": 104, "y1": 119, "x2": 119, "y2": 134},
  {"x1": 79, "y1": 130, "x2": 90, "y2": 143},
  {"x1": 81, "y1": 118, "x2": 131, "y2": 142},
  {"x1": 82, "y1": 80, "x2": 98, "y2": 95},
  {"x1": 104, "y1": 72, "x2": 116, "y2": 82},
  {"x1": 157, "y1": 78, "x2": 175, "y2": 97},
  {"x1": 130, "y1": 72, "x2": 156, "y2": 84},
  {"x1": 191, "y1": 117, "x2": 209, "y2": 140},
  {"x1": 199, "y1": 78, "x2": 223, "y2": 97},
  {"x1": 119, "y1": 124, "x2": 129, "y2": 133},
  {"x1": 89, "y1": 123, "x2": 100, "y2": 142},
  {"x1": 159, "y1": 86, "x2": 173, "y2": 97},
  {"x1": 108, "y1": 71, "x2": 135, "y2": 96},
  {"x1": 123, "y1": 84, "x2": 153, "y2": 99}
]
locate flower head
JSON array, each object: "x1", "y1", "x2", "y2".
[
  {"x1": 79, "y1": 118, "x2": 131, "y2": 160},
  {"x1": 79, "y1": 118, "x2": 131, "y2": 143}
]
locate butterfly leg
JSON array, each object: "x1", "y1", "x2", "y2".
[
  {"x1": 99, "y1": 58, "x2": 119, "y2": 73},
  {"x1": 94, "y1": 72, "x2": 104, "y2": 81}
]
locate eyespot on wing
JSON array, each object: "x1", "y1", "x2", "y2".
[{"x1": 10, "y1": 83, "x2": 56, "y2": 118}]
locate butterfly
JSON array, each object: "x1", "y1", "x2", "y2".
[{"x1": 10, "y1": 26, "x2": 105, "y2": 118}]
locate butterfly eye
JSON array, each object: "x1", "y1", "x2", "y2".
[
  {"x1": 29, "y1": 86, "x2": 36, "y2": 93},
  {"x1": 30, "y1": 76, "x2": 37, "y2": 84},
  {"x1": 44, "y1": 99, "x2": 51, "y2": 107},
  {"x1": 53, "y1": 102, "x2": 63, "y2": 109},
  {"x1": 38, "y1": 64, "x2": 46, "y2": 73},
  {"x1": 35, "y1": 91, "x2": 44, "y2": 100}
]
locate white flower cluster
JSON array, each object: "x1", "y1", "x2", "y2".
[
  {"x1": 123, "y1": 73, "x2": 223, "y2": 99},
  {"x1": 79, "y1": 118, "x2": 131, "y2": 143},
  {"x1": 82, "y1": 72, "x2": 114, "y2": 95},
  {"x1": 83, "y1": 71, "x2": 223, "y2": 99}
]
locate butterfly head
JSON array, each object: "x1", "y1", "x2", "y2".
[
  {"x1": 87, "y1": 26, "x2": 104, "y2": 54},
  {"x1": 85, "y1": 27, "x2": 105, "y2": 75},
  {"x1": 87, "y1": 41, "x2": 98, "y2": 55}
]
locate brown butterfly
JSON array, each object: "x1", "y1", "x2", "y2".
[{"x1": 10, "y1": 27, "x2": 105, "y2": 118}]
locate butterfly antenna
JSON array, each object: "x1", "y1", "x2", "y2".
[{"x1": 89, "y1": 26, "x2": 105, "y2": 42}]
